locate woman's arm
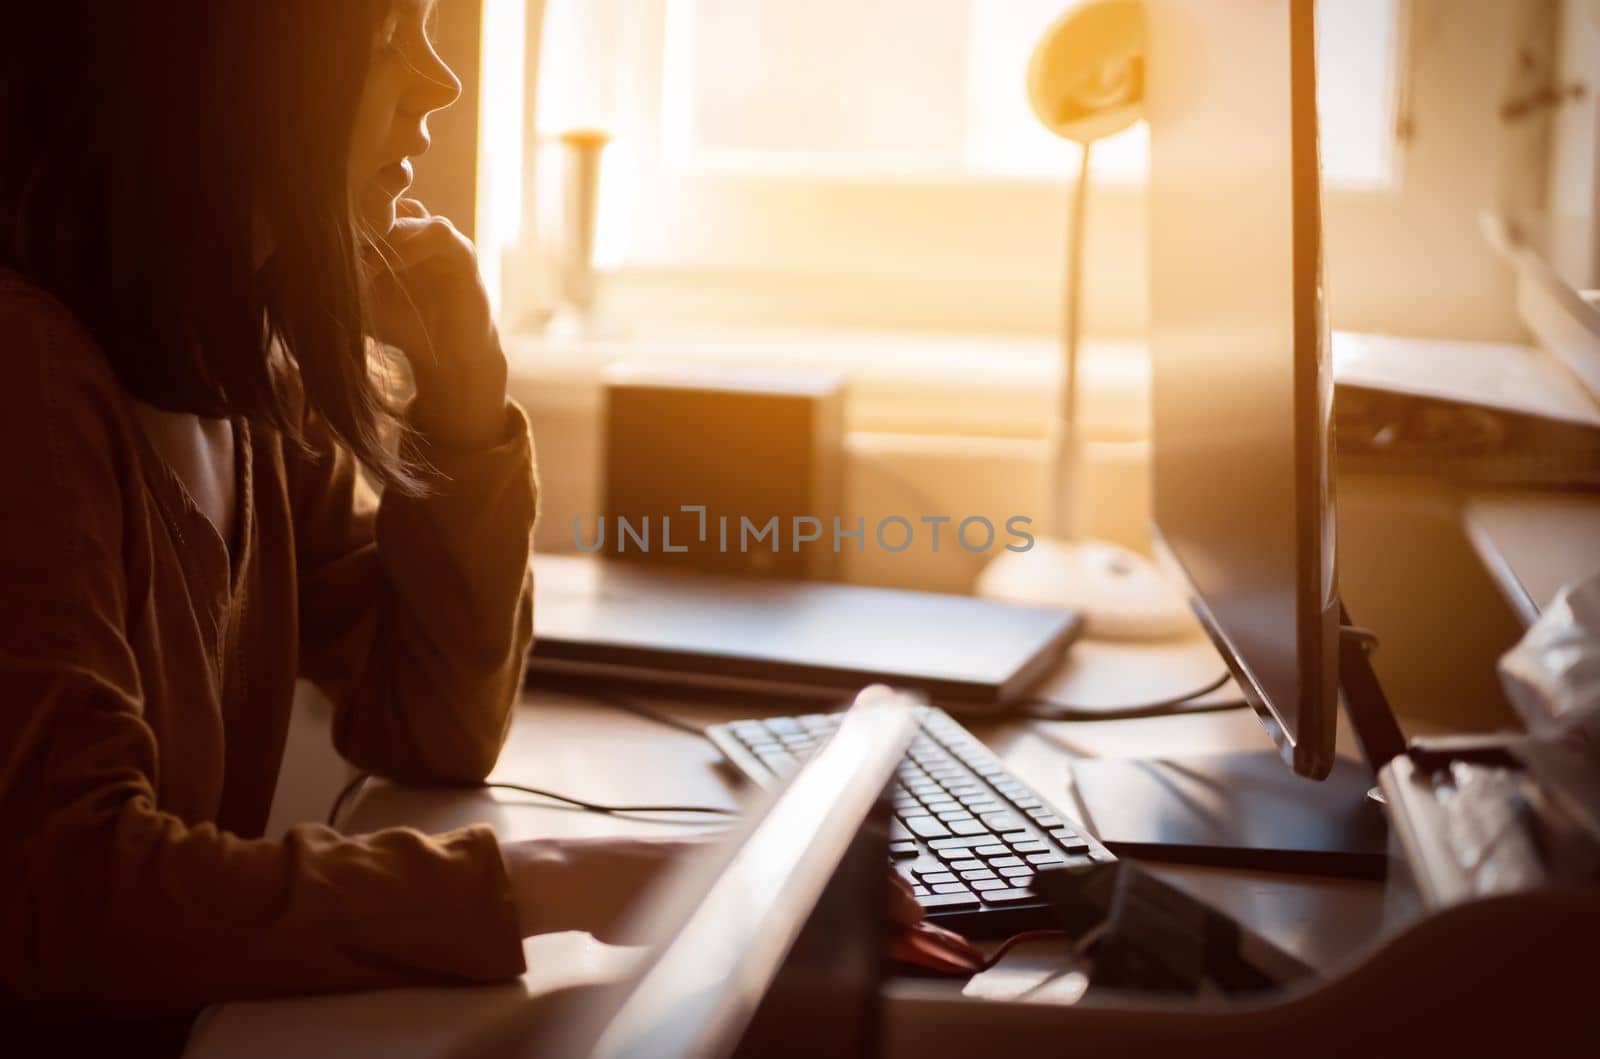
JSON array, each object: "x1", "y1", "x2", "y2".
[
  {"x1": 0, "y1": 306, "x2": 525, "y2": 1009},
  {"x1": 290, "y1": 397, "x2": 537, "y2": 785},
  {"x1": 293, "y1": 198, "x2": 538, "y2": 785}
]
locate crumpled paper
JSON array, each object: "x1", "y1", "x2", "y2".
[{"x1": 1498, "y1": 569, "x2": 1600, "y2": 743}]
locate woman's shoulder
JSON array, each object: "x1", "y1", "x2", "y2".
[
  {"x1": 0, "y1": 268, "x2": 126, "y2": 399},
  {"x1": 0, "y1": 268, "x2": 140, "y2": 481}
]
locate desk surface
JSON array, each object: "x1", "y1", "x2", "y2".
[
  {"x1": 1464, "y1": 488, "x2": 1600, "y2": 626},
  {"x1": 185, "y1": 631, "x2": 1388, "y2": 1058}
]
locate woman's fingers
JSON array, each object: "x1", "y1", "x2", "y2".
[
  {"x1": 891, "y1": 874, "x2": 925, "y2": 926},
  {"x1": 375, "y1": 215, "x2": 466, "y2": 274}
]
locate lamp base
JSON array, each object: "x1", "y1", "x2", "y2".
[{"x1": 976, "y1": 537, "x2": 1195, "y2": 641}]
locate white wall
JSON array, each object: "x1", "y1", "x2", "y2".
[{"x1": 1322, "y1": 0, "x2": 1538, "y2": 341}]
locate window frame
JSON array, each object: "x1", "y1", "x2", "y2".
[{"x1": 505, "y1": 0, "x2": 1412, "y2": 341}]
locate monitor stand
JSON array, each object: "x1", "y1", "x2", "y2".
[{"x1": 1067, "y1": 612, "x2": 1407, "y2": 879}]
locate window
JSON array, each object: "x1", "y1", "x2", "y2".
[{"x1": 489, "y1": 0, "x2": 1405, "y2": 333}]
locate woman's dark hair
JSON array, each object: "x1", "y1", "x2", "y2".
[{"x1": 0, "y1": 0, "x2": 419, "y2": 491}]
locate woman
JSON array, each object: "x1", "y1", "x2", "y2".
[{"x1": 0, "y1": 1, "x2": 685, "y2": 1051}]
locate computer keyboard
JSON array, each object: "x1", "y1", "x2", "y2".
[{"x1": 707, "y1": 706, "x2": 1115, "y2": 934}]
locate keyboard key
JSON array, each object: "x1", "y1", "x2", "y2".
[
  {"x1": 961, "y1": 869, "x2": 998, "y2": 882},
  {"x1": 971, "y1": 878, "x2": 1009, "y2": 891},
  {"x1": 980, "y1": 813, "x2": 1022, "y2": 831},
  {"x1": 1000, "y1": 831, "x2": 1031, "y2": 844},
  {"x1": 928, "y1": 834, "x2": 998, "y2": 852},
  {"x1": 1010, "y1": 840, "x2": 1049, "y2": 854},
  {"x1": 979, "y1": 888, "x2": 1038, "y2": 906},
  {"x1": 912, "y1": 885, "x2": 930, "y2": 897},
  {"x1": 946, "y1": 784, "x2": 983, "y2": 798},
  {"x1": 999, "y1": 865, "x2": 1034, "y2": 879},
  {"x1": 922, "y1": 798, "x2": 959, "y2": 813},
  {"x1": 919, "y1": 892, "x2": 981, "y2": 912},
  {"x1": 948, "y1": 859, "x2": 985, "y2": 872},
  {"x1": 889, "y1": 841, "x2": 919, "y2": 858},
  {"x1": 963, "y1": 800, "x2": 1002, "y2": 815},
  {"x1": 903, "y1": 816, "x2": 952, "y2": 839},
  {"x1": 1031, "y1": 815, "x2": 1064, "y2": 829},
  {"x1": 1011, "y1": 795, "x2": 1043, "y2": 809},
  {"x1": 930, "y1": 882, "x2": 971, "y2": 895},
  {"x1": 949, "y1": 819, "x2": 989, "y2": 836},
  {"x1": 1026, "y1": 853, "x2": 1066, "y2": 866},
  {"x1": 920, "y1": 872, "x2": 957, "y2": 885},
  {"x1": 935, "y1": 809, "x2": 974, "y2": 824},
  {"x1": 990, "y1": 856, "x2": 1024, "y2": 869}
]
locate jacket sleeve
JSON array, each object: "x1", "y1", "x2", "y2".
[
  {"x1": 287, "y1": 392, "x2": 539, "y2": 786},
  {"x1": 0, "y1": 298, "x2": 527, "y2": 1010}
]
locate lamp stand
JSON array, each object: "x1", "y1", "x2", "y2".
[{"x1": 976, "y1": 142, "x2": 1192, "y2": 641}]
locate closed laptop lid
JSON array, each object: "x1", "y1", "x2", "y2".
[{"x1": 529, "y1": 556, "x2": 1082, "y2": 707}]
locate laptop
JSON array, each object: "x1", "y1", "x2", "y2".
[{"x1": 528, "y1": 556, "x2": 1083, "y2": 709}]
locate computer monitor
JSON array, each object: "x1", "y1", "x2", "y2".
[
  {"x1": 1072, "y1": 0, "x2": 1405, "y2": 875},
  {"x1": 526, "y1": 686, "x2": 919, "y2": 1059},
  {"x1": 1146, "y1": 0, "x2": 1339, "y2": 779}
]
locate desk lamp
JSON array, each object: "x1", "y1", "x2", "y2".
[{"x1": 976, "y1": 0, "x2": 1190, "y2": 640}]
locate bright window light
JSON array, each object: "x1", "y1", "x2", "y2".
[
  {"x1": 644, "y1": 0, "x2": 1399, "y2": 184},
  {"x1": 1316, "y1": 0, "x2": 1402, "y2": 187}
]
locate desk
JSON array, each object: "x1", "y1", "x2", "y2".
[
  {"x1": 1463, "y1": 488, "x2": 1600, "y2": 626},
  {"x1": 185, "y1": 632, "x2": 1387, "y2": 1058}
]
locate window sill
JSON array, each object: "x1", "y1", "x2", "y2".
[{"x1": 504, "y1": 324, "x2": 1151, "y2": 441}]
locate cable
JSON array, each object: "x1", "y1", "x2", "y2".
[
  {"x1": 1019, "y1": 670, "x2": 1249, "y2": 722},
  {"x1": 326, "y1": 771, "x2": 373, "y2": 828},
  {"x1": 1013, "y1": 921, "x2": 1109, "y2": 1001},
  {"x1": 594, "y1": 694, "x2": 714, "y2": 740},
  {"x1": 483, "y1": 781, "x2": 740, "y2": 819},
  {"x1": 979, "y1": 929, "x2": 1072, "y2": 972},
  {"x1": 323, "y1": 770, "x2": 738, "y2": 830}
]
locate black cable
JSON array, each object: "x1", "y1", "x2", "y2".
[
  {"x1": 324, "y1": 770, "x2": 738, "y2": 829},
  {"x1": 979, "y1": 929, "x2": 1072, "y2": 971},
  {"x1": 595, "y1": 694, "x2": 714, "y2": 740},
  {"x1": 326, "y1": 771, "x2": 373, "y2": 828},
  {"x1": 1019, "y1": 671, "x2": 1249, "y2": 722},
  {"x1": 483, "y1": 781, "x2": 740, "y2": 818}
]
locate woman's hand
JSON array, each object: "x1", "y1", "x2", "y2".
[
  {"x1": 364, "y1": 198, "x2": 509, "y2": 446},
  {"x1": 500, "y1": 835, "x2": 705, "y2": 943},
  {"x1": 501, "y1": 834, "x2": 927, "y2": 946}
]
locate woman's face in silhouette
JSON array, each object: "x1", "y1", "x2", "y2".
[{"x1": 346, "y1": 0, "x2": 462, "y2": 237}]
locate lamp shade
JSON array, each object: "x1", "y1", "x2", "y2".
[{"x1": 1026, "y1": 0, "x2": 1147, "y2": 144}]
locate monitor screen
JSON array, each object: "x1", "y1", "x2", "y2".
[{"x1": 1147, "y1": 0, "x2": 1338, "y2": 778}]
